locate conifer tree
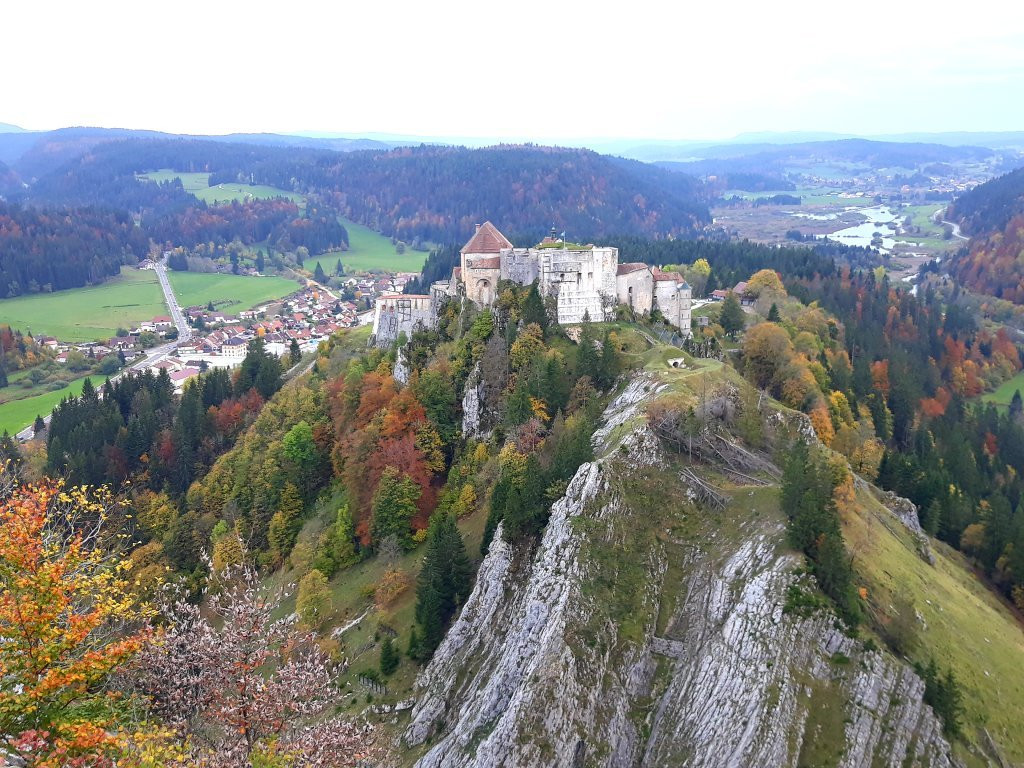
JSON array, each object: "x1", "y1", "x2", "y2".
[
  {"x1": 313, "y1": 262, "x2": 327, "y2": 283},
  {"x1": 335, "y1": 258, "x2": 344, "y2": 276},
  {"x1": 371, "y1": 467, "x2": 420, "y2": 551},
  {"x1": 32, "y1": 414, "x2": 45, "y2": 435},
  {"x1": 415, "y1": 512, "x2": 473, "y2": 659},
  {"x1": 522, "y1": 281, "x2": 548, "y2": 333},
  {"x1": 268, "y1": 482, "x2": 304, "y2": 562},
  {"x1": 719, "y1": 292, "x2": 745, "y2": 339},
  {"x1": 379, "y1": 635, "x2": 399, "y2": 676},
  {"x1": 289, "y1": 338, "x2": 302, "y2": 366},
  {"x1": 767, "y1": 302, "x2": 781, "y2": 322},
  {"x1": 576, "y1": 314, "x2": 600, "y2": 384},
  {"x1": 1011, "y1": 389, "x2": 1023, "y2": 420}
]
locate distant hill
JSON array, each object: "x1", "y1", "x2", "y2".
[
  {"x1": 0, "y1": 126, "x2": 396, "y2": 181},
  {"x1": 654, "y1": 138, "x2": 996, "y2": 178},
  {"x1": 0, "y1": 123, "x2": 24, "y2": 134},
  {"x1": 28, "y1": 139, "x2": 711, "y2": 245},
  {"x1": 947, "y1": 167, "x2": 1024, "y2": 301}
]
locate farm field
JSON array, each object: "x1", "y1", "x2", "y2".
[
  {"x1": 0, "y1": 268, "x2": 166, "y2": 342},
  {"x1": 168, "y1": 271, "x2": 298, "y2": 312},
  {"x1": 0, "y1": 375, "x2": 89, "y2": 436},
  {"x1": 319, "y1": 218, "x2": 427, "y2": 274}
]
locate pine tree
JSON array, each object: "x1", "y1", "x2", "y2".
[
  {"x1": 379, "y1": 635, "x2": 399, "y2": 676},
  {"x1": 597, "y1": 329, "x2": 619, "y2": 390},
  {"x1": 576, "y1": 317, "x2": 600, "y2": 384},
  {"x1": 522, "y1": 281, "x2": 548, "y2": 333},
  {"x1": 268, "y1": 482, "x2": 304, "y2": 562},
  {"x1": 335, "y1": 258, "x2": 344, "y2": 276},
  {"x1": 207, "y1": 301, "x2": 216, "y2": 312},
  {"x1": 0, "y1": 360, "x2": 7, "y2": 389},
  {"x1": 255, "y1": 251, "x2": 266, "y2": 273},
  {"x1": 371, "y1": 467, "x2": 420, "y2": 551},
  {"x1": 719, "y1": 292, "x2": 745, "y2": 339},
  {"x1": 313, "y1": 262, "x2": 327, "y2": 283},
  {"x1": 289, "y1": 338, "x2": 302, "y2": 366},
  {"x1": 32, "y1": 414, "x2": 45, "y2": 435},
  {"x1": 415, "y1": 513, "x2": 473, "y2": 659},
  {"x1": 767, "y1": 302, "x2": 781, "y2": 322},
  {"x1": 407, "y1": 627, "x2": 423, "y2": 660},
  {"x1": 1011, "y1": 389, "x2": 1023, "y2": 420}
]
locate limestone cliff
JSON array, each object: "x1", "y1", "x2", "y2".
[{"x1": 404, "y1": 376, "x2": 960, "y2": 768}]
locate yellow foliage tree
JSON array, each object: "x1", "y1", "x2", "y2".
[{"x1": 0, "y1": 480, "x2": 154, "y2": 767}]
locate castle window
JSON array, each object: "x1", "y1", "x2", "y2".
[{"x1": 588, "y1": 272, "x2": 593, "y2": 280}]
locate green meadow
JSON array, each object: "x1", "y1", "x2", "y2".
[
  {"x1": 318, "y1": 218, "x2": 427, "y2": 274},
  {"x1": 168, "y1": 271, "x2": 298, "y2": 312},
  {"x1": 0, "y1": 376, "x2": 90, "y2": 437},
  {"x1": 0, "y1": 268, "x2": 166, "y2": 342}
]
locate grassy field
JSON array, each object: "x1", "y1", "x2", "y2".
[
  {"x1": 981, "y1": 370, "x2": 1024, "y2": 410},
  {"x1": 137, "y1": 170, "x2": 211, "y2": 192},
  {"x1": 168, "y1": 272, "x2": 298, "y2": 312},
  {"x1": 0, "y1": 376, "x2": 89, "y2": 436},
  {"x1": 0, "y1": 268, "x2": 166, "y2": 341},
  {"x1": 138, "y1": 169, "x2": 304, "y2": 206},
  {"x1": 318, "y1": 218, "x2": 428, "y2": 274},
  {"x1": 194, "y1": 182, "x2": 304, "y2": 207}
]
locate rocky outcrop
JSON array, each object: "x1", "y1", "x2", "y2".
[
  {"x1": 461, "y1": 363, "x2": 483, "y2": 437},
  {"x1": 406, "y1": 376, "x2": 959, "y2": 768}
]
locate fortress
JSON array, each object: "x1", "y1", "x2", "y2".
[{"x1": 373, "y1": 221, "x2": 692, "y2": 344}]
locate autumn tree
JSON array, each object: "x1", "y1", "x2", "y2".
[
  {"x1": 296, "y1": 568, "x2": 331, "y2": 628},
  {"x1": 0, "y1": 479, "x2": 153, "y2": 767},
  {"x1": 134, "y1": 559, "x2": 376, "y2": 767}
]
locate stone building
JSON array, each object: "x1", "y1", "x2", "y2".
[
  {"x1": 372, "y1": 293, "x2": 434, "y2": 346},
  {"x1": 439, "y1": 221, "x2": 692, "y2": 336},
  {"x1": 652, "y1": 268, "x2": 692, "y2": 332},
  {"x1": 616, "y1": 263, "x2": 654, "y2": 315}
]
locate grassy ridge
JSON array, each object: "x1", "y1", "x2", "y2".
[
  {"x1": 168, "y1": 271, "x2": 298, "y2": 312},
  {"x1": 846, "y1": 487, "x2": 1024, "y2": 763},
  {"x1": 0, "y1": 268, "x2": 166, "y2": 341}
]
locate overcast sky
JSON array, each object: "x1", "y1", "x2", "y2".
[{"x1": 4, "y1": 0, "x2": 1023, "y2": 142}]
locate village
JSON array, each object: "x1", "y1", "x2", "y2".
[{"x1": 36, "y1": 270, "x2": 425, "y2": 393}]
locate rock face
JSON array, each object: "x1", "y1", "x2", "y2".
[
  {"x1": 405, "y1": 377, "x2": 959, "y2": 768},
  {"x1": 461, "y1": 363, "x2": 483, "y2": 437}
]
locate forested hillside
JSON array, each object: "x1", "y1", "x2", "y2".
[
  {"x1": 0, "y1": 201, "x2": 147, "y2": 296},
  {"x1": 25, "y1": 140, "x2": 710, "y2": 246},
  {"x1": 948, "y1": 167, "x2": 1024, "y2": 301}
]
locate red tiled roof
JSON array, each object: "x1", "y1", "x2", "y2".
[
  {"x1": 652, "y1": 267, "x2": 679, "y2": 282},
  {"x1": 453, "y1": 267, "x2": 462, "y2": 280},
  {"x1": 461, "y1": 221, "x2": 513, "y2": 254},
  {"x1": 467, "y1": 256, "x2": 500, "y2": 270},
  {"x1": 617, "y1": 262, "x2": 649, "y2": 276}
]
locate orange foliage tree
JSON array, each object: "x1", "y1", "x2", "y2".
[{"x1": 0, "y1": 478, "x2": 152, "y2": 767}]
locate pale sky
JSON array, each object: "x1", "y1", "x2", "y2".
[{"x1": 4, "y1": 0, "x2": 1024, "y2": 142}]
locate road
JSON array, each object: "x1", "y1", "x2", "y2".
[
  {"x1": 155, "y1": 257, "x2": 192, "y2": 341},
  {"x1": 15, "y1": 258, "x2": 190, "y2": 441}
]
